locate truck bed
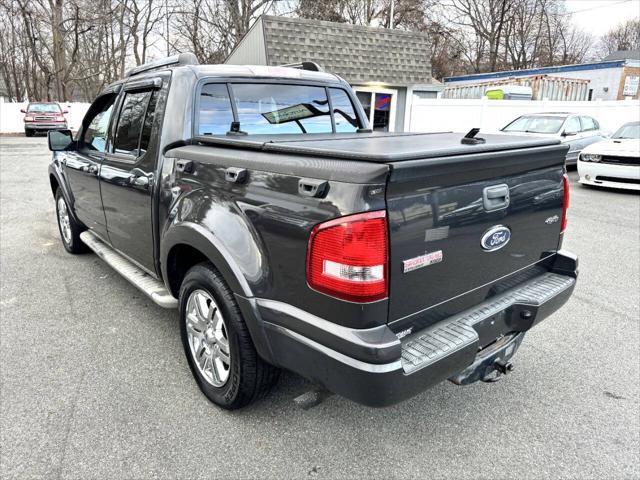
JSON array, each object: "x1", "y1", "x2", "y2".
[{"x1": 194, "y1": 131, "x2": 560, "y2": 163}]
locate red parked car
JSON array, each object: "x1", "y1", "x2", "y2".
[{"x1": 21, "y1": 102, "x2": 68, "y2": 137}]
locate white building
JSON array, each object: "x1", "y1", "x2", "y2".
[{"x1": 444, "y1": 51, "x2": 640, "y2": 101}]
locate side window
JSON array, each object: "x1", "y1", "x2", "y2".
[
  {"x1": 329, "y1": 88, "x2": 359, "y2": 132},
  {"x1": 198, "y1": 83, "x2": 234, "y2": 135},
  {"x1": 112, "y1": 90, "x2": 153, "y2": 156},
  {"x1": 580, "y1": 116, "x2": 597, "y2": 131},
  {"x1": 232, "y1": 84, "x2": 332, "y2": 134},
  {"x1": 564, "y1": 116, "x2": 581, "y2": 134},
  {"x1": 139, "y1": 92, "x2": 157, "y2": 154},
  {"x1": 82, "y1": 95, "x2": 117, "y2": 152}
]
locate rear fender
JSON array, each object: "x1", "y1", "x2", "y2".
[
  {"x1": 160, "y1": 186, "x2": 273, "y2": 298},
  {"x1": 160, "y1": 196, "x2": 275, "y2": 362},
  {"x1": 161, "y1": 222, "x2": 253, "y2": 297}
]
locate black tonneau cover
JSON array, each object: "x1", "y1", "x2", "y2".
[{"x1": 194, "y1": 132, "x2": 561, "y2": 163}]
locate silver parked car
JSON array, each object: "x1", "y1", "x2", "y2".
[{"x1": 501, "y1": 112, "x2": 605, "y2": 165}]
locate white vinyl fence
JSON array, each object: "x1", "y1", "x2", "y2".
[
  {"x1": 408, "y1": 98, "x2": 640, "y2": 135},
  {"x1": 0, "y1": 99, "x2": 90, "y2": 133},
  {"x1": 1, "y1": 97, "x2": 639, "y2": 135}
]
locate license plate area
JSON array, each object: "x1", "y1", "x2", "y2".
[{"x1": 474, "y1": 310, "x2": 510, "y2": 349}]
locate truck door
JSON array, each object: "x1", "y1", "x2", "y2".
[
  {"x1": 99, "y1": 77, "x2": 165, "y2": 274},
  {"x1": 63, "y1": 92, "x2": 118, "y2": 239}
]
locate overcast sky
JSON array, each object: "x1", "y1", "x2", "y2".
[{"x1": 566, "y1": 0, "x2": 640, "y2": 36}]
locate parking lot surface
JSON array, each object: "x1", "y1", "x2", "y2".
[{"x1": 1, "y1": 136, "x2": 639, "y2": 479}]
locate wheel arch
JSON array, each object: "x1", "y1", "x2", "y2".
[
  {"x1": 161, "y1": 223, "x2": 253, "y2": 299},
  {"x1": 49, "y1": 173, "x2": 60, "y2": 198}
]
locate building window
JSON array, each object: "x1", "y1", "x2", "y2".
[{"x1": 353, "y1": 88, "x2": 397, "y2": 132}]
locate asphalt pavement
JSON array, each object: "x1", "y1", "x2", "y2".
[{"x1": 1, "y1": 136, "x2": 638, "y2": 479}]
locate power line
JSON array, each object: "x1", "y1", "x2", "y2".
[{"x1": 560, "y1": 0, "x2": 635, "y2": 16}]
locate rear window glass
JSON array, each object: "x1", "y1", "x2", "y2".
[
  {"x1": 139, "y1": 91, "x2": 157, "y2": 154},
  {"x1": 232, "y1": 84, "x2": 331, "y2": 134},
  {"x1": 198, "y1": 83, "x2": 234, "y2": 135},
  {"x1": 329, "y1": 88, "x2": 359, "y2": 132},
  {"x1": 113, "y1": 91, "x2": 153, "y2": 155},
  {"x1": 28, "y1": 103, "x2": 61, "y2": 113}
]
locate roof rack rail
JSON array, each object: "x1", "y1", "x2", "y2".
[
  {"x1": 279, "y1": 61, "x2": 324, "y2": 72},
  {"x1": 125, "y1": 52, "x2": 199, "y2": 78}
]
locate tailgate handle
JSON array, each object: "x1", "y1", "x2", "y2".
[{"x1": 483, "y1": 184, "x2": 510, "y2": 211}]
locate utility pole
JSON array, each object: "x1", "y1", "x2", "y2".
[
  {"x1": 389, "y1": 0, "x2": 395, "y2": 29},
  {"x1": 166, "y1": 0, "x2": 170, "y2": 56}
]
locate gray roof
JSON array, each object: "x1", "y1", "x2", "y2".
[
  {"x1": 603, "y1": 50, "x2": 640, "y2": 61},
  {"x1": 226, "y1": 15, "x2": 432, "y2": 87}
]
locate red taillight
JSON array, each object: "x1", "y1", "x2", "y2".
[
  {"x1": 307, "y1": 210, "x2": 388, "y2": 303},
  {"x1": 561, "y1": 173, "x2": 570, "y2": 233}
]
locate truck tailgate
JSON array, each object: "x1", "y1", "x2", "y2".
[{"x1": 385, "y1": 143, "x2": 568, "y2": 325}]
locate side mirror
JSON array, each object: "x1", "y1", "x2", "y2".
[
  {"x1": 20, "y1": 109, "x2": 26, "y2": 113},
  {"x1": 62, "y1": 110, "x2": 69, "y2": 114},
  {"x1": 48, "y1": 129, "x2": 75, "y2": 152},
  {"x1": 562, "y1": 131, "x2": 577, "y2": 137}
]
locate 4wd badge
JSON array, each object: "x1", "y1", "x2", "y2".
[{"x1": 403, "y1": 250, "x2": 443, "y2": 273}]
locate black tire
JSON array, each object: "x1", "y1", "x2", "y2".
[
  {"x1": 55, "y1": 188, "x2": 87, "y2": 253},
  {"x1": 179, "y1": 262, "x2": 279, "y2": 410},
  {"x1": 24, "y1": 129, "x2": 34, "y2": 137}
]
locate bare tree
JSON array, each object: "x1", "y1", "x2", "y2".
[
  {"x1": 296, "y1": 0, "x2": 427, "y2": 30},
  {"x1": 598, "y1": 19, "x2": 640, "y2": 57},
  {"x1": 125, "y1": 0, "x2": 164, "y2": 65}
]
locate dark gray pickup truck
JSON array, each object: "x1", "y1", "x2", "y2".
[{"x1": 47, "y1": 54, "x2": 577, "y2": 409}]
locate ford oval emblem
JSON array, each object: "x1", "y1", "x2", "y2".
[{"x1": 481, "y1": 225, "x2": 511, "y2": 251}]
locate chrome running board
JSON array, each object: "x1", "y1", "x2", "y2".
[{"x1": 79, "y1": 230, "x2": 178, "y2": 309}]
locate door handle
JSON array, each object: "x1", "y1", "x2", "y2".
[
  {"x1": 483, "y1": 184, "x2": 510, "y2": 211},
  {"x1": 129, "y1": 169, "x2": 151, "y2": 188}
]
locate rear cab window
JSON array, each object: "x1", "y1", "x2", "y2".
[
  {"x1": 196, "y1": 82, "x2": 360, "y2": 135},
  {"x1": 198, "y1": 84, "x2": 234, "y2": 136},
  {"x1": 329, "y1": 88, "x2": 359, "y2": 133}
]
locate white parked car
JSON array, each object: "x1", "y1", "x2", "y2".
[
  {"x1": 578, "y1": 122, "x2": 640, "y2": 191},
  {"x1": 501, "y1": 113, "x2": 605, "y2": 165}
]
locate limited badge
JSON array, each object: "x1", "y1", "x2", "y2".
[{"x1": 403, "y1": 250, "x2": 443, "y2": 273}]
